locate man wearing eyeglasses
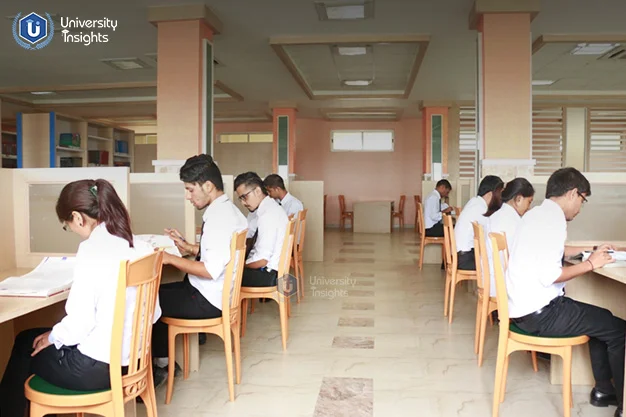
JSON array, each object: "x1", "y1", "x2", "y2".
[
  {"x1": 235, "y1": 172, "x2": 289, "y2": 287},
  {"x1": 506, "y1": 167, "x2": 625, "y2": 417}
]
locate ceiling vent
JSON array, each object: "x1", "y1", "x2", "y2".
[
  {"x1": 314, "y1": 0, "x2": 374, "y2": 21},
  {"x1": 599, "y1": 47, "x2": 626, "y2": 60},
  {"x1": 101, "y1": 58, "x2": 152, "y2": 70}
]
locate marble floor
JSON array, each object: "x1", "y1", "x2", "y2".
[{"x1": 144, "y1": 229, "x2": 612, "y2": 417}]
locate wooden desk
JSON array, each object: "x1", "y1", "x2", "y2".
[
  {"x1": 551, "y1": 256, "x2": 626, "y2": 404},
  {"x1": 353, "y1": 200, "x2": 393, "y2": 233}
]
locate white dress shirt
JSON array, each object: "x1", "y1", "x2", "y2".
[
  {"x1": 485, "y1": 203, "x2": 521, "y2": 297},
  {"x1": 246, "y1": 196, "x2": 289, "y2": 272},
  {"x1": 189, "y1": 194, "x2": 248, "y2": 310},
  {"x1": 49, "y1": 223, "x2": 162, "y2": 366},
  {"x1": 278, "y1": 192, "x2": 304, "y2": 218},
  {"x1": 246, "y1": 211, "x2": 258, "y2": 239},
  {"x1": 454, "y1": 196, "x2": 488, "y2": 252},
  {"x1": 424, "y1": 189, "x2": 443, "y2": 229},
  {"x1": 506, "y1": 199, "x2": 567, "y2": 318}
]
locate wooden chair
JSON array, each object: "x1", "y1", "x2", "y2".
[
  {"x1": 413, "y1": 195, "x2": 421, "y2": 231},
  {"x1": 489, "y1": 232, "x2": 589, "y2": 417},
  {"x1": 416, "y1": 202, "x2": 444, "y2": 270},
  {"x1": 472, "y1": 221, "x2": 499, "y2": 367},
  {"x1": 240, "y1": 218, "x2": 296, "y2": 350},
  {"x1": 162, "y1": 229, "x2": 247, "y2": 404},
  {"x1": 291, "y1": 209, "x2": 308, "y2": 303},
  {"x1": 442, "y1": 214, "x2": 477, "y2": 323},
  {"x1": 391, "y1": 195, "x2": 406, "y2": 230},
  {"x1": 24, "y1": 250, "x2": 165, "y2": 417},
  {"x1": 338, "y1": 195, "x2": 353, "y2": 231}
]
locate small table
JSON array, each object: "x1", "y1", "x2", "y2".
[{"x1": 353, "y1": 200, "x2": 393, "y2": 233}]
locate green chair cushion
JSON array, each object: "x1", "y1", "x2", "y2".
[
  {"x1": 509, "y1": 322, "x2": 577, "y2": 339},
  {"x1": 28, "y1": 375, "x2": 108, "y2": 396}
]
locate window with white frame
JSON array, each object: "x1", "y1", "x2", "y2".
[
  {"x1": 458, "y1": 106, "x2": 477, "y2": 179},
  {"x1": 587, "y1": 108, "x2": 626, "y2": 172},
  {"x1": 218, "y1": 132, "x2": 273, "y2": 143},
  {"x1": 532, "y1": 107, "x2": 565, "y2": 175},
  {"x1": 330, "y1": 130, "x2": 394, "y2": 152}
]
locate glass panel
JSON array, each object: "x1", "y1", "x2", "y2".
[
  {"x1": 331, "y1": 131, "x2": 362, "y2": 151},
  {"x1": 278, "y1": 116, "x2": 289, "y2": 165},
  {"x1": 219, "y1": 134, "x2": 248, "y2": 143},
  {"x1": 362, "y1": 131, "x2": 393, "y2": 151},
  {"x1": 431, "y1": 114, "x2": 442, "y2": 164},
  {"x1": 29, "y1": 184, "x2": 82, "y2": 253},
  {"x1": 249, "y1": 133, "x2": 273, "y2": 143},
  {"x1": 130, "y1": 183, "x2": 185, "y2": 236}
]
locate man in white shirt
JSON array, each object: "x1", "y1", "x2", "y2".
[
  {"x1": 152, "y1": 154, "x2": 248, "y2": 385},
  {"x1": 454, "y1": 175, "x2": 503, "y2": 270},
  {"x1": 424, "y1": 179, "x2": 453, "y2": 237},
  {"x1": 235, "y1": 172, "x2": 289, "y2": 287},
  {"x1": 263, "y1": 174, "x2": 304, "y2": 218},
  {"x1": 506, "y1": 167, "x2": 624, "y2": 417}
]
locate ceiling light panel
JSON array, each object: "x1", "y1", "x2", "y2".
[
  {"x1": 100, "y1": 58, "x2": 152, "y2": 70},
  {"x1": 570, "y1": 43, "x2": 620, "y2": 56},
  {"x1": 314, "y1": 0, "x2": 374, "y2": 21},
  {"x1": 532, "y1": 80, "x2": 556, "y2": 86}
]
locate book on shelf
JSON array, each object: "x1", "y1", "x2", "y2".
[{"x1": 0, "y1": 257, "x2": 76, "y2": 298}]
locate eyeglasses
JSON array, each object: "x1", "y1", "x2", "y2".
[
  {"x1": 238, "y1": 188, "x2": 256, "y2": 202},
  {"x1": 577, "y1": 192, "x2": 588, "y2": 204}
]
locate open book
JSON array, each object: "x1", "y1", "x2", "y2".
[
  {"x1": 0, "y1": 257, "x2": 76, "y2": 298},
  {"x1": 135, "y1": 235, "x2": 182, "y2": 257},
  {"x1": 582, "y1": 250, "x2": 626, "y2": 267}
]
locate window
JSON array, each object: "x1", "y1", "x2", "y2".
[
  {"x1": 532, "y1": 107, "x2": 565, "y2": 175},
  {"x1": 587, "y1": 108, "x2": 626, "y2": 172},
  {"x1": 218, "y1": 132, "x2": 273, "y2": 143},
  {"x1": 458, "y1": 106, "x2": 477, "y2": 179},
  {"x1": 330, "y1": 130, "x2": 394, "y2": 152}
]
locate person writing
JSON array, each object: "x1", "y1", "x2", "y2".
[
  {"x1": 423, "y1": 179, "x2": 453, "y2": 237},
  {"x1": 0, "y1": 179, "x2": 160, "y2": 417}
]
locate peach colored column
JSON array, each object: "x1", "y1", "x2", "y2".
[
  {"x1": 272, "y1": 108, "x2": 297, "y2": 176},
  {"x1": 154, "y1": 20, "x2": 213, "y2": 160},
  {"x1": 471, "y1": 1, "x2": 539, "y2": 180},
  {"x1": 421, "y1": 106, "x2": 449, "y2": 176}
]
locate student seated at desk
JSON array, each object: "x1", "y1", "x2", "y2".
[
  {"x1": 506, "y1": 167, "x2": 625, "y2": 417},
  {"x1": 235, "y1": 172, "x2": 288, "y2": 288},
  {"x1": 483, "y1": 177, "x2": 535, "y2": 297},
  {"x1": 424, "y1": 179, "x2": 453, "y2": 237},
  {"x1": 0, "y1": 179, "x2": 160, "y2": 417},
  {"x1": 454, "y1": 175, "x2": 504, "y2": 270},
  {"x1": 154, "y1": 155, "x2": 247, "y2": 383},
  {"x1": 263, "y1": 174, "x2": 304, "y2": 218}
]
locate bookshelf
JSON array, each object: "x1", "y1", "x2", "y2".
[
  {"x1": 1, "y1": 131, "x2": 18, "y2": 168},
  {"x1": 87, "y1": 122, "x2": 113, "y2": 167},
  {"x1": 113, "y1": 128, "x2": 135, "y2": 171}
]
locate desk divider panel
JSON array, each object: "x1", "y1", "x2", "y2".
[
  {"x1": 527, "y1": 173, "x2": 626, "y2": 242},
  {"x1": 289, "y1": 181, "x2": 324, "y2": 262},
  {"x1": 0, "y1": 169, "x2": 16, "y2": 271},
  {"x1": 13, "y1": 167, "x2": 130, "y2": 269}
]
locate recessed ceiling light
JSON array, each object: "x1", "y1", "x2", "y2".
[
  {"x1": 100, "y1": 58, "x2": 152, "y2": 70},
  {"x1": 30, "y1": 91, "x2": 56, "y2": 95},
  {"x1": 334, "y1": 45, "x2": 369, "y2": 56},
  {"x1": 532, "y1": 80, "x2": 555, "y2": 86},
  {"x1": 343, "y1": 80, "x2": 372, "y2": 86},
  {"x1": 570, "y1": 43, "x2": 620, "y2": 56},
  {"x1": 314, "y1": 1, "x2": 374, "y2": 21}
]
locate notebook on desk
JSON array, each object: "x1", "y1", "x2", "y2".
[
  {"x1": 0, "y1": 257, "x2": 76, "y2": 298},
  {"x1": 135, "y1": 235, "x2": 182, "y2": 257}
]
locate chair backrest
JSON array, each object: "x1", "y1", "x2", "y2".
[
  {"x1": 278, "y1": 219, "x2": 297, "y2": 279},
  {"x1": 109, "y1": 250, "x2": 164, "y2": 415},
  {"x1": 338, "y1": 195, "x2": 347, "y2": 214},
  {"x1": 398, "y1": 195, "x2": 406, "y2": 212},
  {"x1": 414, "y1": 195, "x2": 421, "y2": 206},
  {"x1": 472, "y1": 221, "x2": 490, "y2": 293},
  {"x1": 295, "y1": 209, "x2": 308, "y2": 252},
  {"x1": 222, "y1": 229, "x2": 248, "y2": 325},
  {"x1": 416, "y1": 202, "x2": 426, "y2": 237},
  {"x1": 489, "y1": 232, "x2": 510, "y2": 326},
  {"x1": 455, "y1": 206, "x2": 462, "y2": 217},
  {"x1": 442, "y1": 214, "x2": 458, "y2": 269}
]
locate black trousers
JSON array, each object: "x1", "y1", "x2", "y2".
[
  {"x1": 0, "y1": 328, "x2": 112, "y2": 417},
  {"x1": 242, "y1": 268, "x2": 278, "y2": 287},
  {"x1": 515, "y1": 296, "x2": 626, "y2": 406},
  {"x1": 152, "y1": 277, "x2": 222, "y2": 358},
  {"x1": 425, "y1": 222, "x2": 444, "y2": 237},
  {"x1": 457, "y1": 249, "x2": 476, "y2": 271}
]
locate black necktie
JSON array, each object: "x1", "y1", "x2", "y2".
[{"x1": 196, "y1": 221, "x2": 205, "y2": 261}]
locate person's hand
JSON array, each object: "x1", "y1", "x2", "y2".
[
  {"x1": 588, "y1": 244, "x2": 615, "y2": 270},
  {"x1": 162, "y1": 252, "x2": 174, "y2": 265},
  {"x1": 31, "y1": 331, "x2": 52, "y2": 357},
  {"x1": 164, "y1": 228, "x2": 194, "y2": 257},
  {"x1": 442, "y1": 207, "x2": 453, "y2": 214}
]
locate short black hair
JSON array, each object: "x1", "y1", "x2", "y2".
[
  {"x1": 436, "y1": 179, "x2": 452, "y2": 190},
  {"x1": 179, "y1": 154, "x2": 223, "y2": 191},
  {"x1": 234, "y1": 172, "x2": 267, "y2": 195},
  {"x1": 545, "y1": 167, "x2": 591, "y2": 199},
  {"x1": 477, "y1": 175, "x2": 504, "y2": 197},
  {"x1": 263, "y1": 174, "x2": 286, "y2": 190}
]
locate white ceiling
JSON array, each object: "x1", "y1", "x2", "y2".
[{"x1": 0, "y1": 0, "x2": 625, "y2": 123}]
